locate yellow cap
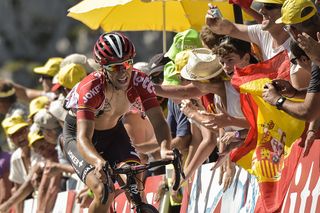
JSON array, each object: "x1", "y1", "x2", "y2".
[
  {"x1": 174, "y1": 50, "x2": 190, "y2": 74},
  {"x1": 254, "y1": 0, "x2": 285, "y2": 4},
  {"x1": 2, "y1": 115, "x2": 29, "y2": 135},
  {"x1": 28, "y1": 127, "x2": 45, "y2": 146},
  {"x1": 58, "y1": 63, "x2": 87, "y2": 89},
  {"x1": 276, "y1": 0, "x2": 317, "y2": 24},
  {"x1": 28, "y1": 96, "x2": 50, "y2": 119},
  {"x1": 33, "y1": 57, "x2": 63, "y2": 77}
]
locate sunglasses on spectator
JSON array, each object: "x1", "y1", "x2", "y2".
[
  {"x1": 290, "y1": 57, "x2": 298, "y2": 65},
  {"x1": 103, "y1": 59, "x2": 133, "y2": 72},
  {"x1": 262, "y1": 3, "x2": 282, "y2": 11}
]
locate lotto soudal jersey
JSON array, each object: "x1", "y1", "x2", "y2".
[{"x1": 65, "y1": 70, "x2": 159, "y2": 120}]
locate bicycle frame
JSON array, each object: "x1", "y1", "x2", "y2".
[{"x1": 111, "y1": 148, "x2": 185, "y2": 211}]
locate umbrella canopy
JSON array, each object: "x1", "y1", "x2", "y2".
[{"x1": 68, "y1": 0, "x2": 252, "y2": 51}]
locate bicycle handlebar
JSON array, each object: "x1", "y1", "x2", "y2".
[{"x1": 112, "y1": 148, "x2": 185, "y2": 191}]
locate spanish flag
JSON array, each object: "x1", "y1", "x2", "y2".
[{"x1": 230, "y1": 51, "x2": 306, "y2": 212}]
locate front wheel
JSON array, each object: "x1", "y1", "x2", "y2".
[{"x1": 137, "y1": 204, "x2": 158, "y2": 213}]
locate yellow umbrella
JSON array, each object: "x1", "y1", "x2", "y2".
[{"x1": 68, "y1": 0, "x2": 252, "y2": 51}]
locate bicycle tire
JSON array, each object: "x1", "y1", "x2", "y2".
[{"x1": 137, "y1": 204, "x2": 159, "y2": 213}]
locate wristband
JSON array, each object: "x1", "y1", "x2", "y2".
[{"x1": 276, "y1": 96, "x2": 286, "y2": 110}]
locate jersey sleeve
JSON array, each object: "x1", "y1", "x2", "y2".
[
  {"x1": 77, "y1": 74, "x2": 105, "y2": 120},
  {"x1": 132, "y1": 71, "x2": 159, "y2": 111}
]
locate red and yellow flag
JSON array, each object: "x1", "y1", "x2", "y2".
[{"x1": 230, "y1": 51, "x2": 306, "y2": 212}]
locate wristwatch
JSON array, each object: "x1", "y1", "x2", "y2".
[
  {"x1": 234, "y1": 130, "x2": 241, "y2": 139},
  {"x1": 276, "y1": 96, "x2": 286, "y2": 110}
]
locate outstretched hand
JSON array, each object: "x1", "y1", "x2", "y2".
[
  {"x1": 200, "y1": 104, "x2": 231, "y2": 130},
  {"x1": 299, "y1": 130, "x2": 317, "y2": 157}
]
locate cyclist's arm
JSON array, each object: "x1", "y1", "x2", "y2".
[
  {"x1": 77, "y1": 119, "x2": 106, "y2": 166},
  {"x1": 146, "y1": 106, "x2": 172, "y2": 151}
]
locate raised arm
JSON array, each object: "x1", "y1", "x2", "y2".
[{"x1": 205, "y1": 11, "x2": 251, "y2": 43}]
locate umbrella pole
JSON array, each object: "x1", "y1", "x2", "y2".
[{"x1": 162, "y1": 0, "x2": 166, "y2": 53}]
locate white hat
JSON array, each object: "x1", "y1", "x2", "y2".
[
  {"x1": 48, "y1": 98, "x2": 68, "y2": 122},
  {"x1": 180, "y1": 48, "x2": 223, "y2": 81},
  {"x1": 33, "y1": 109, "x2": 60, "y2": 130},
  {"x1": 60, "y1": 53, "x2": 99, "y2": 73}
]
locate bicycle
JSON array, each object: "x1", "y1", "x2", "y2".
[{"x1": 102, "y1": 148, "x2": 185, "y2": 213}]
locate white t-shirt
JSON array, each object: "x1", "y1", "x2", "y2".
[
  {"x1": 248, "y1": 25, "x2": 291, "y2": 61},
  {"x1": 214, "y1": 81, "x2": 244, "y2": 131},
  {"x1": 9, "y1": 148, "x2": 43, "y2": 184}
]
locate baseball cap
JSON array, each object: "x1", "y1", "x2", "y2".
[
  {"x1": 28, "y1": 96, "x2": 50, "y2": 119},
  {"x1": 33, "y1": 109, "x2": 60, "y2": 130},
  {"x1": 34, "y1": 57, "x2": 63, "y2": 77},
  {"x1": 147, "y1": 54, "x2": 171, "y2": 76},
  {"x1": 165, "y1": 29, "x2": 202, "y2": 61},
  {"x1": 162, "y1": 50, "x2": 190, "y2": 86},
  {"x1": 254, "y1": 0, "x2": 285, "y2": 4},
  {"x1": 28, "y1": 124, "x2": 45, "y2": 146},
  {"x1": 275, "y1": 0, "x2": 317, "y2": 24},
  {"x1": 51, "y1": 63, "x2": 87, "y2": 92},
  {"x1": 2, "y1": 114, "x2": 29, "y2": 135}
]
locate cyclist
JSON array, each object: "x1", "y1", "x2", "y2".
[{"x1": 63, "y1": 32, "x2": 174, "y2": 212}]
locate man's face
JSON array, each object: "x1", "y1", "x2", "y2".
[
  {"x1": 219, "y1": 52, "x2": 249, "y2": 76},
  {"x1": 39, "y1": 75, "x2": 53, "y2": 92},
  {"x1": 32, "y1": 139, "x2": 56, "y2": 158},
  {"x1": 259, "y1": 3, "x2": 283, "y2": 31},
  {"x1": 0, "y1": 101, "x2": 7, "y2": 114},
  {"x1": 9, "y1": 127, "x2": 29, "y2": 148},
  {"x1": 41, "y1": 127, "x2": 59, "y2": 144},
  {"x1": 104, "y1": 59, "x2": 133, "y2": 90}
]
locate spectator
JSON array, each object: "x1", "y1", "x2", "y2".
[
  {"x1": 0, "y1": 82, "x2": 28, "y2": 119},
  {"x1": 206, "y1": 0, "x2": 289, "y2": 61},
  {"x1": 27, "y1": 96, "x2": 50, "y2": 121},
  {"x1": 262, "y1": 0, "x2": 320, "y2": 156},
  {"x1": 0, "y1": 146, "x2": 12, "y2": 205},
  {"x1": 1, "y1": 115, "x2": 42, "y2": 212}
]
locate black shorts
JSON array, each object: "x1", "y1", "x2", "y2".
[{"x1": 63, "y1": 114, "x2": 140, "y2": 183}]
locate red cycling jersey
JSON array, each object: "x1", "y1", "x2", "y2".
[{"x1": 65, "y1": 69, "x2": 159, "y2": 120}]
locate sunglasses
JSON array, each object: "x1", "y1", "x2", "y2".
[
  {"x1": 262, "y1": 3, "x2": 282, "y2": 11},
  {"x1": 290, "y1": 57, "x2": 297, "y2": 65},
  {"x1": 103, "y1": 59, "x2": 133, "y2": 72}
]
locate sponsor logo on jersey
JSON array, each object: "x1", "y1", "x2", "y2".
[
  {"x1": 83, "y1": 84, "x2": 101, "y2": 103},
  {"x1": 67, "y1": 150, "x2": 84, "y2": 168},
  {"x1": 132, "y1": 72, "x2": 155, "y2": 94}
]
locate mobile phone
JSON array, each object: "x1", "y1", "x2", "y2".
[{"x1": 210, "y1": 6, "x2": 223, "y2": 18}]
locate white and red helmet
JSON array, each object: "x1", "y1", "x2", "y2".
[{"x1": 93, "y1": 32, "x2": 136, "y2": 66}]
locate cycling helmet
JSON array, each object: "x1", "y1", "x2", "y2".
[{"x1": 93, "y1": 32, "x2": 136, "y2": 66}]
